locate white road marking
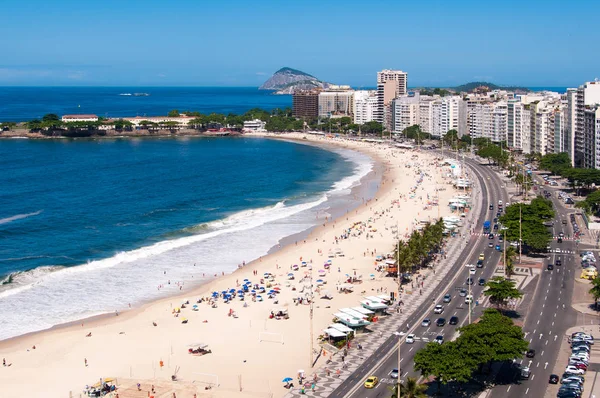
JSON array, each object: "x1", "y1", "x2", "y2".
[
  {"x1": 526, "y1": 387, "x2": 529, "y2": 394},
  {"x1": 409, "y1": 347, "x2": 413, "y2": 352}
]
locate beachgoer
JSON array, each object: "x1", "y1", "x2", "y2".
[
  {"x1": 136, "y1": 383, "x2": 141, "y2": 391},
  {"x1": 84, "y1": 358, "x2": 88, "y2": 367},
  {"x1": 2, "y1": 358, "x2": 5, "y2": 366}
]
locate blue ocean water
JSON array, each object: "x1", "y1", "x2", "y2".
[
  {"x1": 0, "y1": 87, "x2": 291, "y2": 122},
  {"x1": 0, "y1": 137, "x2": 373, "y2": 339}
]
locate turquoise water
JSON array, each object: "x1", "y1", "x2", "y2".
[{"x1": 0, "y1": 137, "x2": 373, "y2": 339}]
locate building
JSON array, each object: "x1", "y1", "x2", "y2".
[
  {"x1": 292, "y1": 91, "x2": 319, "y2": 118},
  {"x1": 318, "y1": 90, "x2": 354, "y2": 118},
  {"x1": 61, "y1": 114, "x2": 99, "y2": 122},
  {"x1": 121, "y1": 116, "x2": 195, "y2": 128},
  {"x1": 243, "y1": 119, "x2": 266, "y2": 132},
  {"x1": 418, "y1": 96, "x2": 435, "y2": 134},
  {"x1": 391, "y1": 94, "x2": 420, "y2": 134},
  {"x1": 375, "y1": 69, "x2": 408, "y2": 126},
  {"x1": 564, "y1": 88, "x2": 578, "y2": 165},
  {"x1": 430, "y1": 96, "x2": 464, "y2": 138},
  {"x1": 353, "y1": 90, "x2": 378, "y2": 125},
  {"x1": 575, "y1": 81, "x2": 600, "y2": 167}
]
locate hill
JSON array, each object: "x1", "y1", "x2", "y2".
[
  {"x1": 452, "y1": 82, "x2": 530, "y2": 93},
  {"x1": 259, "y1": 67, "x2": 330, "y2": 94}
]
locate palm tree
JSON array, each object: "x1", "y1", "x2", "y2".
[
  {"x1": 505, "y1": 246, "x2": 517, "y2": 278},
  {"x1": 389, "y1": 377, "x2": 428, "y2": 398},
  {"x1": 589, "y1": 277, "x2": 600, "y2": 310}
]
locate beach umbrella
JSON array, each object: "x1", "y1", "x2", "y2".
[
  {"x1": 212, "y1": 292, "x2": 218, "y2": 297},
  {"x1": 237, "y1": 289, "x2": 244, "y2": 294},
  {"x1": 287, "y1": 273, "x2": 294, "y2": 276},
  {"x1": 221, "y1": 290, "x2": 227, "y2": 294},
  {"x1": 229, "y1": 288, "x2": 236, "y2": 293},
  {"x1": 243, "y1": 279, "x2": 249, "y2": 282},
  {"x1": 251, "y1": 290, "x2": 256, "y2": 293},
  {"x1": 327, "y1": 260, "x2": 332, "y2": 263},
  {"x1": 273, "y1": 287, "x2": 281, "y2": 291},
  {"x1": 316, "y1": 279, "x2": 324, "y2": 283},
  {"x1": 263, "y1": 272, "x2": 270, "y2": 276},
  {"x1": 282, "y1": 377, "x2": 293, "y2": 383},
  {"x1": 193, "y1": 304, "x2": 198, "y2": 308},
  {"x1": 319, "y1": 269, "x2": 325, "y2": 273}
]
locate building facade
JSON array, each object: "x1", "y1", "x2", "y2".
[
  {"x1": 376, "y1": 69, "x2": 408, "y2": 126},
  {"x1": 292, "y1": 91, "x2": 319, "y2": 118},
  {"x1": 318, "y1": 90, "x2": 354, "y2": 118},
  {"x1": 353, "y1": 90, "x2": 378, "y2": 125},
  {"x1": 391, "y1": 94, "x2": 420, "y2": 134}
]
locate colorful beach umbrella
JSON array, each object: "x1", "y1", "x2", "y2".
[{"x1": 282, "y1": 377, "x2": 293, "y2": 383}]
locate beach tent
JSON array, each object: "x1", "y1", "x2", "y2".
[
  {"x1": 376, "y1": 294, "x2": 392, "y2": 303},
  {"x1": 352, "y1": 306, "x2": 374, "y2": 315},
  {"x1": 365, "y1": 296, "x2": 385, "y2": 303}
]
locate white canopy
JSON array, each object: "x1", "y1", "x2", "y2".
[
  {"x1": 365, "y1": 296, "x2": 385, "y2": 303},
  {"x1": 352, "y1": 306, "x2": 374, "y2": 315},
  {"x1": 385, "y1": 259, "x2": 396, "y2": 266},
  {"x1": 376, "y1": 294, "x2": 392, "y2": 303},
  {"x1": 323, "y1": 328, "x2": 347, "y2": 338},
  {"x1": 339, "y1": 308, "x2": 369, "y2": 319},
  {"x1": 361, "y1": 300, "x2": 388, "y2": 310},
  {"x1": 333, "y1": 313, "x2": 371, "y2": 327},
  {"x1": 329, "y1": 323, "x2": 354, "y2": 334}
]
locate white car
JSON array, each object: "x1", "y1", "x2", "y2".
[
  {"x1": 406, "y1": 334, "x2": 415, "y2": 344},
  {"x1": 469, "y1": 267, "x2": 476, "y2": 275},
  {"x1": 498, "y1": 200, "x2": 503, "y2": 205},
  {"x1": 434, "y1": 305, "x2": 444, "y2": 314},
  {"x1": 564, "y1": 365, "x2": 586, "y2": 375},
  {"x1": 465, "y1": 295, "x2": 473, "y2": 304}
]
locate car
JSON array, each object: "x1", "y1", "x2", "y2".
[
  {"x1": 559, "y1": 232, "x2": 565, "y2": 237},
  {"x1": 478, "y1": 278, "x2": 486, "y2": 286},
  {"x1": 572, "y1": 333, "x2": 594, "y2": 344},
  {"x1": 495, "y1": 244, "x2": 501, "y2": 251},
  {"x1": 465, "y1": 294, "x2": 473, "y2": 304},
  {"x1": 488, "y1": 242, "x2": 494, "y2": 248},
  {"x1": 570, "y1": 353, "x2": 590, "y2": 361},
  {"x1": 406, "y1": 334, "x2": 415, "y2": 344},
  {"x1": 449, "y1": 316, "x2": 459, "y2": 325},
  {"x1": 493, "y1": 224, "x2": 499, "y2": 231},
  {"x1": 526, "y1": 349, "x2": 535, "y2": 358},
  {"x1": 364, "y1": 376, "x2": 379, "y2": 388},
  {"x1": 421, "y1": 318, "x2": 431, "y2": 327},
  {"x1": 469, "y1": 267, "x2": 476, "y2": 275},
  {"x1": 435, "y1": 335, "x2": 444, "y2": 344},
  {"x1": 571, "y1": 363, "x2": 587, "y2": 371},
  {"x1": 520, "y1": 366, "x2": 531, "y2": 379},
  {"x1": 479, "y1": 253, "x2": 485, "y2": 261},
  {"x1": 558, "y1": 237, "x2": 563, "y2": 243},
  {"x1": 436, "y1": 318, "x2": 446, "y2": 327},
  {"x1": 443, "y1": 294, "x2": 451, "y2": 303},
  {"x1": 557, "y1": 390, "x2": 582, "y2": 398},
  {"x1": 498, "y1": 200, "x2": 503, "y2": 205},
  {"x1": 389, "y1": 368, "x2": 399, "y2": 379},
  {"x1": 434, "y1": 305, "x2": 444, "y2": 314},
  {"x1": 548, "y1": 263, "x2": 554, "y2": 270},
  {"x1": 549, "y1": 374, "x2": 560, "y2": 384},
  {"x1": 556, "y1": 259, "x2": 562, "y2": 266},
  {"x1": 496, "y1": 212, "x2": 501, "y2": 217},
  {"x1": 564, "y1": 365, "x2": 585, "y2": 375},
  {"x1": 563, "y1": 220, "x2": 568, "y2": 225},
  {"x1": 493, "y1": 217, "x2": 498, "y2": 223},
  {"x1": 498, "y1": 236, "x2": 504, "y2": 242},
  {"x1": 488, "y1": 233, "x2": 495, "y2": 239},
  {"x1": 489, "y1": 204, "x2": 494, "y2": 210},
  {"x1": 466, "y1": 277, "x2": 473, "y2": 285},
  {"x1": 459, "y1": 288, "x2": 467, "y2": 297},
  {"x1": 476, "y1": 259, "x2": 484, "y2": 268},
  {"x1": 561, "y1": 375, "x2": 585, "y2": 384}
]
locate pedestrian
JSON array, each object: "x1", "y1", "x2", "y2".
[
  {"x1": 326, "y1": 368, "x2": 331, "y2": 376},
  {"x1": 2, "y1": 358, "x2": 5, "y2": 366},
  {"x1": 84, "y1": 358, "x2": 88, "y2": 367}
]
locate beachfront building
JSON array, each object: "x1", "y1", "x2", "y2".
[
  {"x1": 418, "y1": 96, "x2": 435, "y2": 134},
  {"x1": 391, "y1": 94, "x2": 420, "y2": 134},
  {"x1": 564, "y1": 88, "x2": 578, "y2": 165},
  {"x1": 243, "y1": 119, "x2": 266, "y2": 132},
  {"x1": 430, "y1": 96, "x2": 465, "y2": 138},
  {"x1": 466, "y1": 101, "x2": 507, "y2": 143},
  {"x1": 375, "y1": 69, "x2": 408, "y2": 128},
  {"x1": 61, "y1": 114, "x2": 99, "y2": 122},
  {"x1": 353, "y1": 90, "x2": 378, "y2": 125},
  {"x1": 292, "y1": 90, "x2": 319, "y2": 118},
  {"x1": 121, "y1": 116, "x2": 195, "y2": 129},
  {"x1": 574, "y1": 81, "x2": 600, "y2": 168},
  {"x1": 318, "y1": 89, "x2": 354, "y2": 118}
]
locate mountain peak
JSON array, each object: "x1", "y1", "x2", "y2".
[{"x1": 259, "y1": 67, "x2": 330, "y2": 94}]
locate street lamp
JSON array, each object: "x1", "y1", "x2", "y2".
[
  {"x1": 464, "y1": 263, "x2": 473, "y2": 324},
  {"x1": 393, "y1": 331, "x2": 402, "y2": 395}
]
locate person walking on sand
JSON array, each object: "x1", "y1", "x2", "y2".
[{"x1": 84, "y1": 358, "x2": 88, "y2": 367}]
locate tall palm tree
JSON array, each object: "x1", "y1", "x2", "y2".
[
  {"x1": 505, "y1": 246, "x2": 517, "y2": 278},
  {"x1": 589, "y1": 277, "x2": 600, "y2": 310},
  {"x1": 389, "y1": 377, "x2": 428, "y2": 398}
]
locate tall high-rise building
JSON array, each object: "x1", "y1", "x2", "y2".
[
  {"x1": 575, "y1": 81, "x2": 600, "y2": 167},
  {"x1": 292, "y1": 91, "x2": 319, "y2": 118},
  {"x1": 317, "y1": 90, "x2": 354, "y2": 118},
  {"x1": 564, "y1": 89, "x2": 578, "y2": 165},
  {"x1": 375, "y1": 69, "x2": 408, "y2": 128}
]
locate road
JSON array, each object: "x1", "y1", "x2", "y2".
[
  {"x1": 329, "y1": 157, "x2": 510, "y2": 398},
  {"x1": 488, "y1": 174, "x2": 579, "y2": 398}
]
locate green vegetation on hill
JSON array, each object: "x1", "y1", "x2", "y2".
[{"x1": 452, "y1": 82, "x2": 530, "y2": 93}]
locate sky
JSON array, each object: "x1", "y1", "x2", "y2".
[{"x1": 1, "y1": 0, "x2": 598, "y2": 87}]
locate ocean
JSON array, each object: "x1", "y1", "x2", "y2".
[
  {"x1": 0, "y1": 87, "x2": 292, "y2": 122},
  {"x1": 0, "y1": 137, "x2": 374, "y2": 340}
]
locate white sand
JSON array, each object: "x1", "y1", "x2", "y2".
[{"x1": 0, "y1": 133, "x2": 463, "y2": 398}]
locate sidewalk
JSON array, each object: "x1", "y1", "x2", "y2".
[{"x1": 283, "y1": 166, "x2": 484, "y2": 397}]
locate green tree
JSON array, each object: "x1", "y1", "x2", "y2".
[
  {"x1": 483, "y1": 277, "x2": 523, "y2": 311},
  {"x1": 589, "y1": 277, "x2": 600, "y2": 310},
  {"x1": 160, "y1": 120, "x2": 180, "y2": 133},
  {"x1": 0, "y1": 122, "x2": 17, "y2": 131},
  {"x1": 42, "y1": 113, "x2": 60, "y2": 122},
  {"x1": 167, "y1": 109, "x2": 180, "y2": 117},
  {"x1": 504, "y1": 246, "x2": 517, "y2": 278},
  {"x1": 113, "y1": 119, "x2": 133, "y2": 132},
  {"x1": 360, "y1": 121, "x2": 383, "y2": 135},
  {"x1": 539, "y1": 152, "x2": 572, "y2": 175},
  {"x1": 499, "y1": 197, "x2": 554, "y2": 253},
  {"x1": 389, "y1": 376, "x2": 428, "y2": 398}
]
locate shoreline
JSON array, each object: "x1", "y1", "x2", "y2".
[
  {"x1": 0, "y1": 135, "x2": 382, "y2": 346},
  {"x1": 0, "y1": 133, "x2": 459, "y2": 398}
]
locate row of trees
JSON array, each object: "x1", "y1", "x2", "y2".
[
  {"x1": 498, "y1": 197, "x2": 555, "y2": 252},
  {"x1": 413, "y1": 309, "x2": 528, "y2": 394},
  {"x1": 394, "y1": 219, "x2": 445, "y2": 273}
]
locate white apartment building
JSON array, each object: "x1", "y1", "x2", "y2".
[
  {"x1": 353, "y1": 90, "x2": 378, "y2": 125},
  {"x1": 391, "y1": 94, "x2": 420, "y2": 134},
  {"x1": 61, "y1": 114, "x2": 99, "y2": 122},
  {"x1": 243, "y1": 119, "x2": 266, "y2": 132},
  {"x1": 530, "y1": 101, "x2": 554, "y2": 155},
  {"x1": 467, "y1": 101, "x2": 506, "y2": 142},
  {"x1": 418, "y1": 96, "x2": 435, "y2": 134},
  {"x1": 564, "y1": 88, "x2": 578, "y2": 165},
  {"x1": 430, "y1": 96, "x2": 464, "y2": 137},
  {"x1": 575, "y1": 81, "x2": 600, "y2": 168},
  {"x1": 318, "y1": 90, "x2": 354, "y2": 118}
]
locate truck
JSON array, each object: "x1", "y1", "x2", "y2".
[{"x1": 483, "y1": 220, "x2": 491, "y2": 233}]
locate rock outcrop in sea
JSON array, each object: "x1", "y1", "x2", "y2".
[{"x1": 259, "y1": 67, "x2": 330, "y2": 94}]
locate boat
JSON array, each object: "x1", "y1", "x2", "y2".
[
  {"x1": 119, "y1": 93, "x2": 132, "y2": 96},
  {"x1": 133, "y1": 93, "x2": 150, "y2": 96}
]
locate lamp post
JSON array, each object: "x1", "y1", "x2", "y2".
[
  {"x1": 393, "y1": 331, "x2": 402, "y2": 395},
  {"x1": 464, "y1": 263, "x2": 473, "y2": 324}
]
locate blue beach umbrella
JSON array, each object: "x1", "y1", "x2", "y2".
[
  {"x1": 243, "y1": 279, "x2": 249, "y2": 282},
  {"x1": 282, "y1": 377, "x2": 293, "y2": 383},
  {"x1": 212, "y1": 292, "x2": 218, "y2": 297},
  {"x1": 237, "y1": 289, "x2": 244, "y2": 294},
  {"x1": 229, "y1": 288, "x2": 236, "y2": 293}
]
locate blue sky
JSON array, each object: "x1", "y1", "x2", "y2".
[{"x1": 1, "y1": 0, "x2": 598, "y2": 87}]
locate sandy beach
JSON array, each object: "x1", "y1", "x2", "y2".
[{"x1": 0, "y1": 133, "x2": 465, "y2": 398}]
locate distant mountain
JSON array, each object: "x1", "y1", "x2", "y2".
[
  {"x1": 452, "y1": 82, "x2": 530, "y2": 93},
  {"x1": 259, "y1": 67, "x2": 330, "y2": 94}
]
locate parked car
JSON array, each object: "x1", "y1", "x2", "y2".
[
  {"x1": 478, "y1": 278, "x2": 486, "y2": 286},
  {"x1": 435, "y1": 335, "x2": 444, "y2": 344},
  {"x1": 549, "y1": 374, "x2": 559, "y2": 384},
  {"x1": 564, "y1": 365, "x2": 585, "y2": 375}
]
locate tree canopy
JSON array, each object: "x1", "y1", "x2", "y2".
[
  {"x1": 499, "y1": 197, "x2": 554, "y2": 252},
  {"x1": 539, "y1": 152, "x2": 572, "y2": 175},
  {"x1": 483, "y1": 277, "x2": 523, "y2": 310}
]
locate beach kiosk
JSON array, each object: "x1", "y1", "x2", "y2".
[{"x1": 333, "y1": 312, "x2": 371, "y2": 329}]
